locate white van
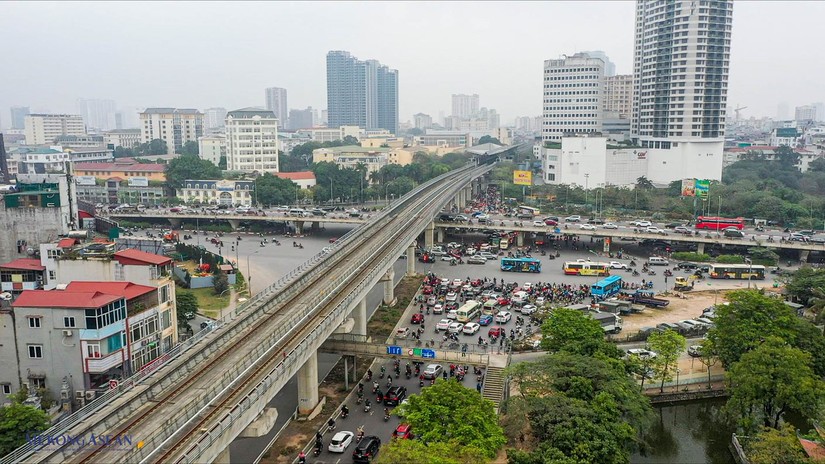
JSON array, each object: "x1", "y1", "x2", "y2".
[
  {"x1": 648, "y1": 256, "x2": 670, "y2": 266},
  {"x1": 288, "y1": 208, "x2": 307, "y2": 217}
]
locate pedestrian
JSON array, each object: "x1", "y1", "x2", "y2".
[{"x1": 476, "y1": 382, "x2": 482, "y2": 392}]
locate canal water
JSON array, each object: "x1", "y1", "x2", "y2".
[{"x1": 631, "y1": 398, "x2": 735, "y2": 464}]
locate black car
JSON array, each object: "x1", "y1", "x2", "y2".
[
  {"x1": 677, "y1": 262, "x2": 698, "y2": 270},
  {"x1": 384, "y1": 386, "x2": 407, "y2": 406},
  {"x1": 664, "y1": 222, "x2": 685, "y2": 229},
  {"x1": 353, "y1": 436, "x2": 381, "y2": 463}
]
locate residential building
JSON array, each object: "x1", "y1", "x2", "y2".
[
  {"x1": 416, "y1": 130, "x2": 470, "y2": 148},
  {"x1": 604, "y1": 74, "x2": 633, "y2": 119},
  {"x1": 73, "y1": 158, "x2": 166, "y2": 182},
  {"x1": 288, "y1": 107, "x2": 315, "y2": 131},
  {"x1": 796, "y1": 105, "x2": 817, "y2": 123},
  {"x1": 225, "y1": 107, "x2": 279, "y2": 173},
  {"x1": 313, "y1": 145, "x2": 411, "y2": 177},
  {"x1": 0, "y1": 258, "x2": 47, "y2": 298},
  {"x1": 0, "y1": 172, "x2": 79, "y2": 265},
  {"x1": 770, "y1": 127, "x2": 800, "y2": 147},
  {"x1": 581, "y1": 50, "x2": 616, "y2": 77},
  {"x1": 54, "y1": 135, "x2": 105, "y2": 149},
  {"x1": 204, "y1": 107, "x2": 227, "y2": 132},
  {"x1": 177, "y1": 179, "x2": 255, "y2": 206},
  {"x1": 326, "y1": 50, "x2": 399, "y2": 134},
  {"x1": 722, "y1": 145, "x2": 823, "y2": 172},
  {"x1": 11, "y1": 144, "x2": 112, "y2": 175},
  {"x1": 76, "y1": 98, "x2": 117, "y2": 131},
  {"x1": 10, "y1": 106, "x2": 30, "y2": 130},
  {"x1": 542, "y1": 52, "x2": 605, "y2": 142},
  {"x1": 300, "y1": 126, "x2": 365, "y2": 143},
  {"x1": 198, "y1": 135, "x2": 225, "y2": 166},
  {"x1": 275, "y1": 171, "x2": 317, "y2": 189},
  {"x1": 139, "y1": 108, "x2": 204, "y2": 155},
  {"x1": 104, "y1": 129, "x2": 142, "y2": 149},
  {"x1": 451, "y1": 94, "x2": 480, "y2": 119},
  {"x1": 74, "y1": 175, "x2": 166, "y2": 206},
  {"x1": 413, "y1": 113, "x2": 432, "y2": 130},
  {"x1": 278, "y1": 132, "x2": 312, "y2": 156},
  {"x1": 539, "y1": 136, "x2": 647, "y2": 187},
  {"x1": 631, "y1": 0, "x2": 734, "y2": 183},
  {"x1": 264, "y1": 88, "x2": 288, "y2": 128},
  {"x1": 24, "y1": 114, "x2": 87, "y2": 145}
]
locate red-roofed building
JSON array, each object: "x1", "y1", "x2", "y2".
[
  {"x1": 2, "y1": 277, "x2": 176, "y2": 406},
  {"x1": 114, "y1": 249, "x2": 173, "y2": 267},
  {"x1": 73, "y1": 159, "x2": 166, "y2": 182},
  {"x1": 1, "y1": 258, "x2": 47, "y2": 296},
  {"x1": 275, "y1": 171, "x2": 316, "y2": 189},
  {"x1": 42, "y1": 246, "x2": 173, "y2": 291}
]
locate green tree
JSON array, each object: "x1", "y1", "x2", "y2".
[
  {"x1": 394, "y1": 379, "x2": 505, "y2": 459},
  {"x1": 635, "y1": 176, "x2": 655, "y2": 190},
  {"x1": 341, "y1": 135, "x2": 359, "y2": 145},
  {"x1": 697, "y1": 339, "x2": 720, "y2": 389},
  {"x1": 746, "y1": 424, "x2": 812, "y2": 464},
  {"x1": 218, "y1": 155, "x2": 227, "y2": 170},
  {"x1": 477, "y1": 135, "x2": 502, "y2": 145},
  {"x1": 135, "y1": 138, "x2": 168, "y2": 156},
  {"x1": 179, "y1": 140, "x2": 199, "y2": 156},
  {"x1": 278, "y1": 153, "x2": 308, "y2": 172},
  {"x1": 375, "y1": 439, "x2": 487, "y2": 464},
  {"x1": 0, "y1": 402, "x2": 50, "y2": 456},
  {"x1": 165, "y1": 154, "x2": 222, "y2": 189},
  {"x1": 255, "y1": 173, "x2": 298, "y2": 206},
  {"x1": 725, "y1": 338, "x2": 825, "y2": 431},
  {"x1": 212, "y1": 267, "x2": 229, "y2": 296},
  {"x1": 113, "y1": 146, "x2": 135, "y2": 158},
  {"x1": 647, "y1": 329, "x2": 687, "y2": 392},
  {"x1": 783, "y1": 267, "x2": 825, "y2": 308},
  {"x1": 540, "y1": 307, "x2": 611, "y2": 356},
  {"x1": 176, "y1": 291, "x2": 198, "y2": 324}
]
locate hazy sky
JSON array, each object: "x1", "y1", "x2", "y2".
[{"x1": 2, "y1": 1, "x2": 823, "y2": 127}]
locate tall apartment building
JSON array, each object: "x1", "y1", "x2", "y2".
[
  {"x1": 795, "y1": 105, "x2": 817, "y2": 122},
  {"x1": 451, "y1": 94, "x2": 480, "y2": 119},
  {"x1": 10, "y1": 106, "x2": 30, "y2": 130},
  {"x1": 582, "y1": 50, "x2": 617, "y2": 77},
  {"x1": 631, "y1": 0, "x2": 733, "y2": 182},
  {"x1": 198, "y1": 135, "x2": 226, "y2": 166},
  {"x1": 326, "y1": 51, "x2": 399, "y2": 134},
  {"x1": 413, "y1": 113, "x2": 433, "y2": 129},
  {"x1": 204, "y1": 107, "x2": 227, "y2": 131},
  {"x1": 542, "y1": 53, "x2": 605, "y2": 142},
  {"x1": 604, "y1": 74, "x2": 633, "y2": 119},
  {"x1": 139, "y1": 108, "x2": 204, "y2": 155},
  {"x1": 225, "y1": 108, "x2": 279, "y2": 173},
  {"x1": 24, "y1": 114, "x2": 86, "y2": 145},
  {"x1": 264, "y1": 88, "x2": 288, "y2": 128},
  {"x1": 288, "y1": 107, "x2": 315, "y2": 130},
  {"x1": 76, "y1": 98, "x2": 117, "y2": 131}
]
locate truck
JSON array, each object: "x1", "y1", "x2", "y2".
[
  {"x1": 631, "y1": 290, "x2": 670, "y2": 308},
  {"x1": 674, "y1": 276, "x2": 695, "y2": 291},
  {"x1": 591, "y1": 311, "x2": 623, "y2": 334}
]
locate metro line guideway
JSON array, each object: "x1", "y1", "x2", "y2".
[{"x1": 6, "y1": 163, "x2": 491, "y2": 464}]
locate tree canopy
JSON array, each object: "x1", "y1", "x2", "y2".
[
  {"x1": 394, "y1": 379, "x2": 505, "y2": 459},
  {"x1": 477, "y1": 135, "x2": 502, "y2": 145},
  {"x1": 746, "y1": 424, "x2": 813, "y2": 464},
  {"x1": 179, "y1": 140, "x2": 199, "y2": 156},
  {"x1": 375, "y1": 439, "x2": 487, "y2": 464},
  {"x1": 255, "y1": 172, "x2": 298, "y2": 206},
  {"x1": 540, "y1": 307, "x2": 612, "y2": 356},
  {"x1": 135, "y1": 139, "x2": 168, "y2": 156},
  {"x1": 0, "y1": 402, "x2": 50, "y2": 456},
  {"x1": 175, "y1": 291, "x2": 198, "y2": 325},
  {"x1": 647, "y1": 329, "x2": 686, "y2": 392},
  {"x1": 165, "y1": 154, "x2": 222, "y2": 190}
]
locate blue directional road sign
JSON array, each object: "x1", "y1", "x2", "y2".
[
  {"x1": 421, "y1": 349, "x2": 436, "y2": 359},
  {"x1": 387, "y1": 346, "x2": 402, "y2": 355}
]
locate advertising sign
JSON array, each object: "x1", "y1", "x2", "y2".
[
  {"x1": 681, "y1": 179, "x2": 696, "y2": 197},
  {"x1": 76, "y1": 176, "x2": 97, "y2": 186},
  {"x1": 694, "y1": 179, "x2": 710, "y2": 198},
  {"x1": 513, "y1": 170, "x2": 532, "y2": 186},
  {"x1": 128, "y1": 177, "x2": 149, "y2": 187}
]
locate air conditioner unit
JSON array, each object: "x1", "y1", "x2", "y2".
[
  {"x1": 63, "y1": 330, "x2": 73, "y2": 337},
  {"x1": 75, "y1": 390, "x2": 85, "y2": 400},
  {"x1": 85, "y1": 391, "x2": 96, "y2": 401}
]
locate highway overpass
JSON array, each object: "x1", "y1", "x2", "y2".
[
  {"x1": 6, "y1": 164, "x2": 490, "y2": 464},
  {"x1": 105, "y1": 211, "x2": 367, "y2": 234}
]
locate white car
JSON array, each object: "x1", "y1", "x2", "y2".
[
  {"x1": 462, "y1": 322, "x2": 481, "y2": 335},
  {"x1": 436, "y1": 319, "x2": 451, "y2": 331},
  {"x1": 633, "y1": 220, "x2": 652, "y2": 227},
  {"x1": 446, "y1": 292, "x2": 458, "y2": 302},
  {"x1": 602, "y1": 222, "x2": 619, "y2": 229},
  {"x1": 579, "y1": 223, "x2": 596, "y2": 230},
  {"x1": 535, "y1": 296, "x2": 546, "y2": 305},
  {"x1": 478, "y1": 252, "x2": 497, "y2": 260},
  {"x1": 646, "y1": 226, "x2": 667, "y2": 235},
  {"x1": 520, "y1": 304, "x2": 537, "y2": 315},
  {"x1": 532, "y1": 220, "x2": 545, "y2": 227},
  {"x1": 565, "y1": 215, "x2": 582, "y2": 222},
  {"x1": 328, "y1": 431, "x2": 354, "y2": 453},
  {"x1": 523, "y1": 282, "x2": 533, "y2": 290},
  {"x1": 440, "y1": 255, "x2": 456, "y2": 261},
  {"x1": 448, "y1": 322, "x2": 464, "y2": 334},
  {"x1": 495, "y1": 311, "x2": 512, "y2": 323},
  {"x1": 452, "y1": 279, "x2": 463, "y2": 287},
  {"x1": 609, "y1": 261, "x2": 628, "y2": 270},
  {"x1": 446, "y1": 309, "x2": 458, "y2": 320},
  {"x1": 433, "y1": 304, "x2": 444, "y2": 314},
  {"x1": 626, "y1": 348, "x2": 658, "y2": 359}
]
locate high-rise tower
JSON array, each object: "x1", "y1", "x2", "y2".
[{"x1": 326, "y1": 51, "x2": 398, "y2": 134}]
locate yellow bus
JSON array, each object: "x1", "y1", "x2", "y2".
[
  {"x1": 499, "y1": 238, "x2": 510, "y2": 250},
  {"x1": 482, "y1": 299, "x2": 498, "y2": 315},
  {"x1": 456, "y1": 300, "x2": 482, "y2": 323},
  {"x1": 563, "y1": 261, "x2": 610, "y2": 277}
]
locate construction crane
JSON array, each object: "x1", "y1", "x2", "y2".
[{"x1": 733, "y1": 105, "x2": 748, "y2": 121}]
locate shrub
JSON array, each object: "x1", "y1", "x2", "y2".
[{"x1": 671, "y1": 252, "x2": 712, "y2": 262}]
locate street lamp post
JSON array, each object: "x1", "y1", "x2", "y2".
[
  {"x1": 584, "y1": 174, "x2": 590, "y2": 209},
  {"x1": 745, "y1": 257, "x2": 753, "y2": 289},
  {"x1": 246, "y1": 250, "x2": 260, "y2": 296}
]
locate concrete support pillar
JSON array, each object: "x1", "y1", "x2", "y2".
[
  {"x1": 168, "y1": 218, "x2": 182, "y2": 229},
  {"x1": 297, "y1": 351, "x2": 319, "y2": 415},
  {"x1": 227, "y1": 219, "x2": 240, "y2": 231},
  {"x1": 800, "y1": 249, "x2": 810, "y2": 263},
  {"x1": 516, "y1": 232, "x2": 524, "y2": 247},
  {"x1": 214, "y1": 448, "x2": 231, "y2": 464},
  {"x1": 406, "y1": 244, "x2": 416, "y2": 276},
  {"x1": 294, "y1": 221, "x2": 304, "y2": 235},
  {"x1": 352, "y1": 298, "x2": 367, "y2": 336},
  {"x1": 459, "y1": 189, "x2": 466, "y2": 208},
  {"x1": 383, "y1": 269, "x2": 396, "y2": 306},
  {"x1": 436, "y1": 227, "x2": 445, "y2": 244},
  {"x1": 311, "y1": 221, "x2": 320, "y2": 231},
  {"x1": 696, "y1": 242, "x2": 705, "y2": 255},
  {"x1": 425, "y1": 222, "x2": 435, "y2": 249}
]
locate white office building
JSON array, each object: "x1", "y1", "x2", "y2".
[
  {"x1": 225, "y1": 108, "x2": 279, "y2": 173},
  {"x1": 631, "y1": 0, "x2": 733, "y2": 183},
  {"x1": 413, "y1": 113, "x2": 433, "y2": 129},
  {"x1": 604, "y1": 75, "x2": 633, "y2": 119},
  {"x1": 539, "y1": 136, "x2": 648, "y2": 187},
  {"x1": 264, "y1": 88, "x2": 288, "y2": 128},
  {"x1": 451, "y1": 94, "x2": 480, "y2": 119},
  {"x1": 795, "y1": 105, "x2": 817, "y2": 123},
  {"x1": 76, "y1": 98, "x2": 117, "y2": 131},
  {"x1": 24, "y1": 114, "x2": 87, "y2": 145},
  {"x1": 542, "y1": 53, "x2": 605, "y2": 142},
  {"x1": 198, "y1": 135, "x2": 226, "y2": 166},
  {"x1": 204, "y1": 107, "x2": 227, "y2": 131},
  {"x1": 139, "y1": 108, "x2": 204, "y2": 155}
]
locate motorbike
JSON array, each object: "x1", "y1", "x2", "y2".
[
  {"x1": 384, "y1": 409, "x2": 391, "y2": 422},
  {"x1": 648, "y1": 271, "x2": 656, "y2": 276},
  {"x1": 632, "y1": 270, "x2": 640, "y2": 276},
  {"x1": 629, "y1": 260, "x2": 637, "y2": 267},
  {"x1": 364, "y1": 400, "x2": 372, "y2": 413}
]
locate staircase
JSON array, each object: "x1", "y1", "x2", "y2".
[{"x1": 482, "y1": 366, "x2": 507, "y2": 412}]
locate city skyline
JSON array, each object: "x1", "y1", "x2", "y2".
[{"x1": 1, "y1": 1, "x2": 823, "y2": 127}]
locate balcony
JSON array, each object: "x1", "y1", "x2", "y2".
[{"x1": 84, "y1": 349, "x2": 125, "y2": 373}]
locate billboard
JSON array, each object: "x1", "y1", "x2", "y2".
[
  {"x1": 76, "y1": 176, "x2": 97, "y2": 186},
  {"x1": 694, "y1": 179, "x2": 710, "y2": 198},
  {"x1": 127, "y1": 177, "x2": 149, "y2": 187},
  {"x1": 513, "y1": 170, "x2": 532, "y2": 186},
  {"x1": 681, "y1": 179, "x2": 696, "y2": 197}
]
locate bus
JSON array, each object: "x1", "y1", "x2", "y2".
[
  {"x1": 590, "y1": 275, "x2": 623, "y2": 300},
  {"x1": 456, "y1": 300, "x2": 482, "y2": 323},
  {"x1": 695, "y1": 216, "x2": 745, "y2": 230},
  {"x1": 482, "y1": 298, "x2": 498, "y2": 315},
  {"x1": 517, "y1": 206, "x2": 541, "y2": 217},
  {"x1": 709, "y1": 264, "x2": 765, "y2": 280},
  {"x1": 563, "y1": 261, "x2": 610, "y2": 277},
  {"x1": 501, "y1": 257, "x2": 542, "y2": 273},
  {"x1": 499, "y1": 237, "x2": 510, "y2": 250}
]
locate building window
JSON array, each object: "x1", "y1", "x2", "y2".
[
  {"x1": 47, "y1": 249, "x2": 60, "y2": 259},
  {"x1": 28, "y1": 345, "x2": 43, "y2": 358},
  {"x1": 29, "y1": 317, "x2": 42, "y2": 329},
  {"x1": 64, "y1": 316, "x2": 76, "y2": 328},
  {"x1": 87, "y1": 344, "x2": 101, "y2": 358},
  {"x1": 1, "y1": 384, "x2": 10, "y2": 395},
  {"x1": 159, "y1": 284, "x2": 170, "y2": 303},
  {"x1": 29, "y1": 378, "x2": 46, "y2": 389}
]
